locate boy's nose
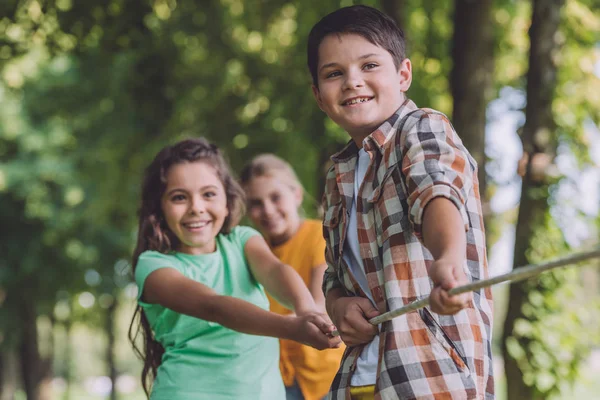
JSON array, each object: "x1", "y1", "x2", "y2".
[{"x1": 343, "y1": 71, "x2": 364, "y2": 90}]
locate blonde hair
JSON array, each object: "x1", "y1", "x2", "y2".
[
  {"x1": 240, "y1": 153, "x2": 303, "y2": 191},
  {"x1": 240, "y1": 153, "x2": 324, "y2": 217}
]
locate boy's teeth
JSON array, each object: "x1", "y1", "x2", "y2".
[{"x1": 346, "y1": 97, "x2": 370, "y2": 105}]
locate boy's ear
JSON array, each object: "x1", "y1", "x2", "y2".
[
  {"x1": 398, "y1": 58, "x2": 412, "y2": 92},
  {"x1": 312, "y1": 84, "x2": 325, "y2": 111}
]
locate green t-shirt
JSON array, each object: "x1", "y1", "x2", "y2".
[{"x1": 135, "y1": 226, "x2": 285, "y2": 400}]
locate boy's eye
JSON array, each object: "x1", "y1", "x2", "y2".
[
  {"x1": 363, "y1": 63, "x2": 378, "y2": 70},
  {"x1": 171, "y1": 194, "x2": 186, "y2": 201},
  {"x1": 325, "y1": 70, "x2": 342, "y2": 79},
  {"x1": 204, "y1": 191, "x2": 216, "y2": 199}
]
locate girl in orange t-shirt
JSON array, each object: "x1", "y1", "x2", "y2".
[{"x1": 241, "y1": 154, "x2": 345, "y2": 400}]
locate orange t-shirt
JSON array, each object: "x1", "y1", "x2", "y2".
[{"x1": 268, "y1": 219, "x2": 345, "y2": 400}]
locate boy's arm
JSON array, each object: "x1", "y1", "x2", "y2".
[
  {"x1": 322, "y1": 204, "x2": 379, "y2": 346},
  {"x1": 422, "y1": 197, "x2": 472, "y2": 314},
  {"x1": 401, "y1": 112, "x2": 475, "y2": 315},
  {"x1": 326, "y1": 287, "x2": 379, "y2": 346}
]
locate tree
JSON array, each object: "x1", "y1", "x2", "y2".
[
  {"x1": 2, "y1": 1, "x2": 598, "y2": 397},
  {"x1": 500, "y1": 1, "x2": 590, "y2": 399},
  {"x1": 450, "y1": 0, "x2": 494, "y2": 208}
]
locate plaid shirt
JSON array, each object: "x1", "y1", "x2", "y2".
[{"x1": 322, "y1": 99, "x2": 494, "y2": 400}]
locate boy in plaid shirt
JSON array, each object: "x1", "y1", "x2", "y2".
[{"x1": 308, "y1": 5, "x2": 494, "y2": 400}]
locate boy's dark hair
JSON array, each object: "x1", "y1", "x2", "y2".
[
  {"x1": 128, "y1": 137, "x2": 245, "y2": 398},
  {"x1": 307, "y1": 5, "x2": 406, "y2": 87}
]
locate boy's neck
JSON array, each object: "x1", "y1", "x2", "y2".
[
  {"x1": 347, "y1": 118, "x2": 394, "y2": 148},
  {"x1": 350, "y1": 131, "x2": 370, "y2": 148},
  {"x1": 348, "y1": 94, "x2": 408, "y2": 148}
]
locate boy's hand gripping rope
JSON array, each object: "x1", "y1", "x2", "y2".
[{"x1": 331, "y1": 247, "x2": 600, "y2": 337}]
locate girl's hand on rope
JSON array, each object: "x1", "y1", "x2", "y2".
[
  {"x1": 330, "y1": 296, "x2": 379, "y2": 347},
  {"x1": 428, "y1": 258, "x2": 472, "y2": 315},
  {"x1": 291, "y1": 313, "x2": 342, "y2": 350},
  {"x1": 295, "y1": 307, "x2": 339, "y2": 337}
]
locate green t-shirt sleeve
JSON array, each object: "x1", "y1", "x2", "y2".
[
  {"x1": 134, "y1": 251, "x2": 181, "y2": 302},
  {"x1": 232, "y1": 225, "x2": 261, "y2": 248}
]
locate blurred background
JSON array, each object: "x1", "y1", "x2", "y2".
[{"x1": 0, "y1": 0, "x2": 599, "y2": 399}]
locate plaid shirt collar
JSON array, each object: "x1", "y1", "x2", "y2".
[{"x1": 330, "y1": 98, "x2": 419, "y2": 163}]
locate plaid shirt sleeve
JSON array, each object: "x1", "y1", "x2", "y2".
[
  {"x1": 400, "y1": 111, "x2": 474, "y2": 239},
  {"x1": 321, "y1": 167, "x2": 344, "y2": 298},
  {"x1": 322, "y1": 240, "x2": 343, "y2": 297}
]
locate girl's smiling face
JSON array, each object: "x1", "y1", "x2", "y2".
[
  {"x1": 244, "y1": 174, "x2": 302, "y2": 246},
  {"x1": 161, "y1": 161, "x2": 229, "y2": 255}
]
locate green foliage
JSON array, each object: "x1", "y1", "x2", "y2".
[
  {"x1": 492, "y1": 0, "x2": 531, "y2": 89},
  {"x1": 498, "y1": 1, "x2": 600, "y2": 397},
  {"x1": 0, "y1": 75, "x2": 90, "y2": 324},
  {"x1": 0, "y1": 0, "x2": 598, "y2": 396},
  {"x1": 398, "y1": 0, "x2": 454, "y2": 114},
  {"x1": 507, "y1": 215, "x2": 599, "y2": 398},
  {"x1": 554, "y1": 0, "x2": 600, "y2": 164}
]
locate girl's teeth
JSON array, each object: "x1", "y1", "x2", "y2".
[{"x1": 187, "y1": 222, "x2": 207, "y2": 228}]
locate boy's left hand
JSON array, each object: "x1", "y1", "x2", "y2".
[{"x1": 428, "y1": 259, "x2": 472, "y2": 315}]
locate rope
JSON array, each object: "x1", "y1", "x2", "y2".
[{"x1": 331, "y1": 247, "x2": 600, "y2": 336}]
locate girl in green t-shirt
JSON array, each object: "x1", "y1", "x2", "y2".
[{"x1": 129, "y1": 138, "x2": 341, "y2": 400}]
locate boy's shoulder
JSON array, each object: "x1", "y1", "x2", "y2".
[
  {"x1": 374, "y1": 100, "x2": 456, "y2": 155},
  {"x1": 393, "y1": 104, "x2": 452, "y2": 135},
  {"x1": 319, "y1": 103, "x2": 448, "y2": 161},
  {"x1": 382, "y1": 103, "x2": 459, "y2": 156},
  {"x1": 321, "y1": 102, "x2": 460, "y2": 196}
]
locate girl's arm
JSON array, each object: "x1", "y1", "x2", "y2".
[
  {"x1": 142, "y1": 267, "x2": 337, "y2": 349},
  {"x1": 244, "y1": 235, "x2": 318, "y2": 316},
  {"x1": 309, "y1": 263, "x2": 328, "y2": 312}
]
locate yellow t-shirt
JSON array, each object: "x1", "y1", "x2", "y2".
[{"x1": 268, "y1": 219, "x2": 345, "y2": 400}]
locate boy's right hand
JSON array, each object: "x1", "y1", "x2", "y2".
[
  {"x1": 330, "y1": 297, "x2": 379, "y2": 347},
  {"x1": 292, "y1": 314, "x2": 342, "y2": 350}
]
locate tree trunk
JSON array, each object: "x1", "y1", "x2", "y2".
[
  {"x1": 0, "y1": 352, "x2": 4, "y2": 397},
  {"x1": 0, "y1": 350, "x2": 18, "y2": 400},
  {"x1": 450, "y1": 0, "x2": 494, "y2": 211},
  {"x1": 63, "y1": 320, "x2": 73, "y2": 400},
  {"x1": 19, "y1": 298, "x2": 47, "y2": 400},
  {"x1": 380, "y1": 0, "x2": 407, "y2": 29},
  {"x1": 501, "y1": 1, "x2": 565, "y2": 399},
  {"x1": 107, "y1": 297, "x2": 118, "y2": 400}
]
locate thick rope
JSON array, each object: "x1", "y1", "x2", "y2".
[{"x1": 331, "y1": 247, "x2": 600, "y2": 335}]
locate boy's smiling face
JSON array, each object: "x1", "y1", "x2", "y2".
[{"x1": 312, "y1": 33, "x2": 412, "y2": 145}]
